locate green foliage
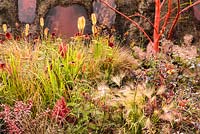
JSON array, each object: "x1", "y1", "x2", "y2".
[{"x1": 0, "y1": 31, "x2": 199, "y2": 133}]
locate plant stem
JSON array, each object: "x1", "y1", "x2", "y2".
[
  {"x1": 168, "y1": 0, "x2": 200, "y2": 39},
  {"x1": 153, "y1": 0, "x2": 161, "y2": 53}
]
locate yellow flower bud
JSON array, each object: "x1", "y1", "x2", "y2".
[
  {"x1": 2, "y1": 24, "x2": 7, "y2": 33},
  {"x1": 91, "y1": 13, "x2": 97, "y2": 25},
  {"x1": 25, "y1": 24, "x2": 30, "y2": 36},
  {"x1": 40, "y1": 17, "x2": 44, "y2": 27},
  {"x1": 77, "y1": 16, "x2": 86, "y2": 34}
]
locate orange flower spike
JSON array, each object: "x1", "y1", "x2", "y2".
[
  {"x1": 44, "y1": 28, "x2": 49, "y2": 38},
  {"x1": 82, "y1": 64, "x2": 86, "y2": 73},
  {"x1": 77, "y1": 52, "x2": 82, "y2": 60},
  {"x1": 59, "y1": 43, "x2": 68, "y2": 58}
]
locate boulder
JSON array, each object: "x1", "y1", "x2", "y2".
[
  {"x1": 18, "y1": 0, "x2": 37, "y2": 23},
  {"x1": 45, "y1": 5, "x2": 91, "y2": 38}
]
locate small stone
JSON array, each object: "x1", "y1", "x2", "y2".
[{"x1": 18, "y1": 0, "x2": 37, "y2": 23}]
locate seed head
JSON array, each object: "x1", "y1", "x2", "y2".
[
  {"x1": 91, "y1": 13, "x2": 97, "y2": 25},
  {"x1": 77, "y1": 16, "x2": 86, "y2": 34}
]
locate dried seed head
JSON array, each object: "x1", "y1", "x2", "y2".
[
  {"x1": 77, "y1": 16, "x2": 86, "y2": 34},
  {"x1": 91, "y1": 13, "x2": 97, "y2": 25},
  {"x1": 2, "y1": 24, "x2": 7, "y2": 33},
  {"x1": 40, "y1": 17, "x2": 44, "y2": 27},
  {"x1": 25, "y1": 24, "x2": 30, "y2": 31}
]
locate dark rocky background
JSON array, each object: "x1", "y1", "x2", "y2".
[{"x1": 0, "y1": 0, "x2": 199, "y2": 45}]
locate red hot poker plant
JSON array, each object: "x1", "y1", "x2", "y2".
[
  {"x1": 51, "y1": 97, "x2": 71, "y2": 124},
  {"x1": 59, "y1": 42, "x2": 68, "y2": 58}
]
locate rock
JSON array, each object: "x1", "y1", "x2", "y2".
[
  {"x1": 0, "y1": 0, "x2": 17, "y2": 26},
  {"x1": 93, "y1": 0, "x2": 116, "y2": 28},
  {"x1": 45, "y1": 5, "x2": 91, "y2": 38},
  {"x1": 193, "y1": 0, "x2": 200, "y2": 21},
  {"x1": 18, "y1": 0, "x2": 37, "y2": 23}
]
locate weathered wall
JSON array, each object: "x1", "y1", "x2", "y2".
[
  {"x1": 0, "y1": 0, "x2": 199, "y2": 44},
  {"x1": 0, "y1": 0, "x2": 140, "y2": 32}
]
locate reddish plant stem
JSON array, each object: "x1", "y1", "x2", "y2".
[
  {"x1": 128, "y1": 13, "x2": 158, "y2": 33},
  {"x1": 154, "y1": 0, "x2": 172, "y2": 53},
  {"x1": 168, "y1": 0, "x2": 200, "y2": 39},
  {"x1": 100, "y1": 0, "x2": 200, "y2": 54},
  {"x1": 159, "y1": 0, "x2": 172, "y2": 39},
  {"x1": 99, "y1": 0, "x2": 153, "y2": 44},
  {"x1": 161, "y1": 8, "x2": 176, "y2": 21},
  {"x1": 180, "y1": 0, "x2": 200, "y2": 13},
  {"x1": 168, "y1": 0, "x2": 180, "y2": 39},
  {"x1": 161, "y1": 0, "x2": 167, "y2": 8},
  {"x1": 153, "y1": 0, "x2": 161, "y2": 53}
]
